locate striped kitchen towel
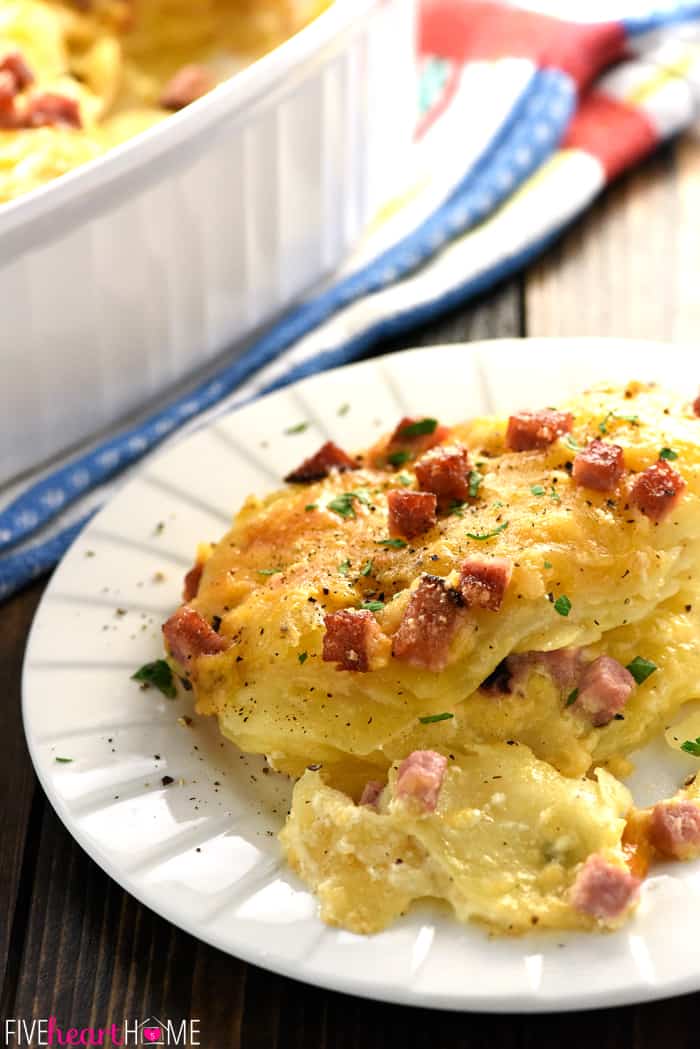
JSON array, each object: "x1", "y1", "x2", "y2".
[{"x1": 3, "y1": 0, "x2": 700, "y2": 600}]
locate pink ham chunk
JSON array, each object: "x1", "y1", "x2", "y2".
[
  {"x1": 506, "y1": 409, "x2": 573, "y2": 451},
  {"x1": 284, "y1": 440, "x2": 357, "y2": 483},
  {"x1": 387, "y1": 488, "x2": 437, "y2": 539},
  {"x1": 648, "y1": 800, "x2": 700, "y2": 860},
  {"x1": 391, "y1": 575, "x2": 463, "y2": 671},
  {"x1": 395, "y1": 750, "x2": 448, "y2": 812},
  {"x1": 183, "y1": 561, "x2": 204, "y2": 602},
  {"x1": 570, "y1": 854, "x2": 640, "y2": 922},
  {"x1": 359, "y1": 780, "x2": 384, "y2": 809},
  {"x1": 24, "y1": 92, "x2": 82, "y2": 128},
  {"x1": 0, "y1": 51, "x2": 33, "y2": 112},
  {"x1": 162, "y1": 606, "x2": 227, "y2": 670},
  {"x1": 414, "y1": 443, "x2": 471, "y2": 506},
  {"x1": 0, "y1": 51, "x2": 34, "y2": 92},
  {"x1": 458, "y1": 556, "x2": 512, "y2": 611},
  {"x1": 506, "y1": 647, "x2": 585, "y2": 694},
  {"x1": 630, "y1": 460, "x2": 686, "y2": 522},
  {"x1": 160, "y1": 64, "x2": 214, "y2": 110},
  {"x1": 381, "y1": 416, "x2": 450, "y2": 467},
  {"x1": 322, "y1": 609, "x2": 386, "y2": 672},
  {"x1": 572, "y1": 656, "x2": 635, "y2": 727},
  {"x1": 693, "y1": 394, "x2": 700, "y2": 417},
  {"x1": 572, "y1": 439, "x2": 625, "y2": 492}
]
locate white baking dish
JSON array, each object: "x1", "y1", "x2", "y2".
[{"x1": 0, "y1": 0, "x2": 417, "y2": 485}]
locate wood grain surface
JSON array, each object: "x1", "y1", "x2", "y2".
[{"x1": 3, "y1": 140, "x2": 700, "y2": 1048}]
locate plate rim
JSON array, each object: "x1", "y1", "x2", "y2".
[{"x1": 21, "y1": 336, "x2": 700, "y2": 1014}]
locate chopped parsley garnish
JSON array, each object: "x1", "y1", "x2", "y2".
[
  {"x1": 466, "y1": 522, "x2": 509, "y2": 541},
  {"x1": 298, "y1": 652, "x2": 308, "y2": 665},
  {"x1": 449, "y1": 500, "x2": 466, "y2": 518},
  {"x1": 468, "y1": 470, "x2": 483, "y2": 499},
  {"x1": 327, "y1": 491, "x2": 370, "y2": 519},
  {"x1": 360, "y1": 559, "x2": 373, "y2": 576},
  {"x1": 626, "y1": 656, "x2": 658, "y2": 685},
  {"x1": 285, "y1": 421, "x2": 309, "y2": 434},
  {"x1": 400, "y1": 417, "x2": 438, "y2": 438},
  {"x1": 681, "y1": 737, "x2": 700, "y2": 757},
  {"x1": 396, "y1": 472, "x2": 413, "y2": 485},
  {"x1": 565, "y1": 688, "x2": 579, "y2": 707},
  {"x1": 549, "y1": 485, "x2": 561, "y2": 504},
  {"x1": 387, "y1": 450, "x2": 411, "y2": 467},
  {"x1": 543, "y1": 560, "x2": 553, "y2": 569},
  {"x1": 55, "y1": 756, "x2": 74, "y2": 763},
  {"x1": 564, "y1": 435, "x2": 582, "y2": 451},
  {"x1": 338, "y1": 402, "x2": 350, "y2": 416},
  {"x1": 338, "y1": 559, "x2": 351, "y2": 576},
  {"x1": 531, "y1": 485, "x2": 546, "y2": 496},
  {"x1": 258, "y1": 568, "x2": 282, "y2": 576},
  {"x1": 659, "y1": 447, "x2": 678, "y2": 461},
  {"x1": 361, "y1": 600, "x2": 385, "y2": 612},
  {"x1": 553, "y1": 595, "x2": 572, "y2": 617},
  {"x1": 305, "y1": 503, "x2": 317, "y2": 511},
  {"x1": 599, "y1": 411, "x2": 639, "y2": 434},
  {"x1": 376, "y1": 538, "x2": 407, "y2": 549},
  {"x1": 132, "y1": 659, "x2": 176, "y2": 699},
  {"x1": 418, "y1": 712, "x2": 454, "y2": 724}
]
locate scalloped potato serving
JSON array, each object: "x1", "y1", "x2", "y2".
[
  {"x1": 160, "y1": 382, "x2": 700, "y2": 934},
  {"x1": 0, "y1": 0, "x2": 328, "y2": 203}
]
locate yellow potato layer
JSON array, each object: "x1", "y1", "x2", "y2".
[
  {"x1": 280, "y1": 744, "x2": 634, "y2": 935},
  {"x1": 165, "y1": 381, "x2": 700, "y2": 936},
  {"x1": 188, "y1": 383, "x2": 700, "y2": 783}
]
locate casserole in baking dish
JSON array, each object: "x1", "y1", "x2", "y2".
[
  {"x1": 0, "y1": 0, "x2": 329, "y2": 203},
  {"x1": 0, "y1": 0, "x2": 417, "y2": 485}
]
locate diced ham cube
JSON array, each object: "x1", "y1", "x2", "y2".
[
  {"x1": 693, "y1": 394, "x2": 700, "y2": 417},
  {"x1": 183, "y1": 561, "x2": 204, "y2": 602},
  {"x1": 322, "y1": 609, "x2": 387, "y2": 672},
  {"x1": 507, "y1": 647, "x2": 584, "y2": 693},
  {"x1": 506, "y1": 409, "x2": 573, "y2": 451},
  {"x1": 0, "y1": 51, "x2": 34, "y2": 93},
  {"x1": 359, "y1": 780, "x2": 384, "y2": 809},
  {"x1": 572, "y1": 655, "x2": 635, "y2": 727},
  {"x1": 392, "y1": 575, "x2": 463, "y2": 671},
  {"x1": 570, "y1": 854, "x2": 640, "y2": 922},
  {"x1": 648, "y1": 800, "x2": 700, "y2": 860},
  {"x1": 379, "y1": 416, "x2": 450, "y2": 468},
  {"x1": 458, "y1": 556, "x2": 512, "y2": 611},
  {"x1": 24, "y1": 93, "x2": 82, "y2": 129},
  {"x1": 395, "y1": 750, "x2": 448, "y2": 812},
  {"x1": 479, "y1": 659, "x2": 513, "y2": 696},
  {"x1": 572, "y1": 439, "x2": 625, "y2": 492},
  {"x1": 284, "y1": 440, "x2": 357, "y2": 483},
  {"x1": 387, "y1": 488, "x2": 437, "y2": 539},
  {"x1": 0, "y1": 72, "x2": 16, "y2": 109},
  {"x1": 630, "y1": 459, "x2": 686, "y2": 522},
  {"x1": 414, "y1": 443, "x2": 471, "y2": 506},
  {"x1": 163, "y1": 606, "x2": 227, "y2": 669},
  {"x1": 160, "y1": 64, "x2": 214, "y2": 110}
]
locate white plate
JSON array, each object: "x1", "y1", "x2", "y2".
[{"x1": 22, "y1": 338, "x2": 700, "y2": 1013}]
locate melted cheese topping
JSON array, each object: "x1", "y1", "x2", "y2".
[
  {"x1": 0, "y1": 0, "x2": 328, "y2": 203},
  {"x1": 169, "y1": 382, "x2": 700, "y2": 934}
]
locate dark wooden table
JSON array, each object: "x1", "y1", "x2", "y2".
[{"x1": 3, "y1": 139, "x2": 700, "y2": 1048}]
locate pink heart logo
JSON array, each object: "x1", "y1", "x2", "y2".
[{"x1": 143, "y1": 1029, "x2": 161, "y2": 1043}]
